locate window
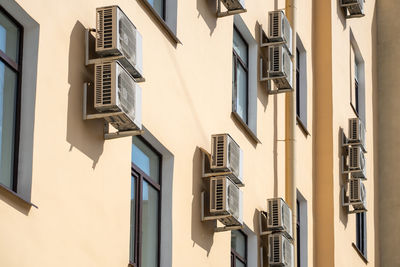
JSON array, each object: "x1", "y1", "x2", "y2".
[
  {"x1": 0, "y1": 8, "x2": 22, "y2": 191},
  {"x1": 297, "y1": 190, "x2": 308, "y2": 267},
  {"x1": 232, "y1": 15, "x2": 258, "y2": 141},
  {"x1": 130, "y1": 136, "x2": 161, "y2": 267},
  {"x1": 232, "y1": 26, "x2": 248, "y2": 124},
  {"x1": 356, "y1": 212, "x2": 367, "y2": 257},
  {"x1": 147, "y1": 0, "x2": 165, "y2": 19},
  {"x1": 350, "y1": 38, "x2": 365, "y2": 124},
  {"x1": 296, "y1": 35, "x2": 307, "y2": 130},
  {"x1": 231, "y1": 230, "x2": 247, "y2": 267}
]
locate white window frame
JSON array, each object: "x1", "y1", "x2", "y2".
[
  {"x1": 297, "y1": 190, "x2": 308, "y2": 267},
  {"x1": 296, "y1": 35, "x2": 308, "y2": 131}
]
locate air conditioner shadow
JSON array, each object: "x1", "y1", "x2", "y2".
[{"x1": 196, "y1": 0, "x2": 217, "y2": 36}]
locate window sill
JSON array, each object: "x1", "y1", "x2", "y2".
[
  {"x1": 296, "y1": 116, "x2": 310, "y2": 136},
  {"x1": 231, "y1": 112, "x2": 261, "y2": 144},
  {"x1": 0, "y1": 183, "x2": 38, "y2": 209},
  {"x1": 352, "y1": 243, "x2": 368, "y2": 264},
  {"x1": 136, "y1": 0, "x2": 182, "y2": 45}
]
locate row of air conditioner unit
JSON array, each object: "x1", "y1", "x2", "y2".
[
  {"x1": 260, "y1": 11, "x2": 293, "y2": 94},
  {"x1": 84, "y1": 6, "x2": 144, "y2": 138},
  {"x1": 341, "y1": 118, "x2": 367, "y2": 213},
  {"x1": 339, "y1": 0, "x2": 365, "y2": 18},
  {"x1": 201, "y1": 134, "x2": 244, "y2": 230},
  {"x1": 259, "y1": 198, "x2": 294, "y2": 266}
]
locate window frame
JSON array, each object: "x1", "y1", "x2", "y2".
[
  {"x1": 295, "y1": 35, "x2": 308, "y2": 134},
  {"x1": 231, "y1": 229, "x2": 247, "y2": 267},
  {"x1": 296, "y1": 199, "x2": 300, "y2": 267},
  {"x1": 0, "y1": 6, "x2": 23, "y2": 193},
  {"x1": 130, "y1": 136, "x2": 162, "y2": 267},
  {"x1": 356, "y1": 212, "x2": 367, "y2": 258},
  {"x1": 232, "y1": 25, "x2": 249, "y2": 125}
]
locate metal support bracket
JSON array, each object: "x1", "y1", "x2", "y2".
[
  {"x1": 83, "y1": 83, "x2": 143, "y2": 140},
  {"x1": 258, "y1": 211, "x2": 271, "y2": 236},
  {"x1": 217, "y1": 0, "x2": 247, "y2": 17}
]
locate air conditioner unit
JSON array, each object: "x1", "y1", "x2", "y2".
[
  {"x1": 221, "y1": 0, "x2": 245, "y2": 11},
  {"x1": 348, "y1": 118, "x2": 366, "y2": 151},
  {"x1": 268, "y1": 10, "x2": 292, "y2": 54},
  {"x1": 211, "y1": 134, "x2": 244, "y2": 186},
  {"x1": 348, "y1": 146, "x2": 366, "y2": 178},
  {"x1": 94, "y1": 61, "x2": 142, "y2": 131},
  {"x1": 340, "y1": 0, "x2": 364, "y2": 17},
  {"x1": 349, "y1": 178, "x2": 366, "y2": 210},
  {"x1": 96, "y1": 6, "x2": 143, "y2": 79},
  {"x1": 209, "y1": 176, "x2": 243, "y2": 227},
  {"x1": 268, "y1": 233, "x2": 294, "y2": 266},
  {"x1": 268, "y1": 45, "x2": 293, "y2": 90},
  {"x1": 267, "y1": 198, "x2": 293, "y2": 239}
]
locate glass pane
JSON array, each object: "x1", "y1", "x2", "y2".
[
  {"x1": 236, "y1": 63, "x2": 248, "y2": 123},
  {"x1": 147, "y1": 0, "x2": 164, "y2": 19},
  {"x1": 141, "y1": 181, "x2": 160, "y2": 267},
  {"x1": 233, "y1": 29, "x2": 247, "y2": 64},
  {"x1": 132, "y1": 137, "x2": 160, "y2": 183},
  {"x1": 129, "y1": 176, "x2": 136, "y2": 263},
  {"x1": 0, "y1": 62, "x2": 17, "y2": 189},
  {"x1": 235, "y1": 258, "x2": 246, "y2": 267},
  {"x1": 0, "y1": 12, "x2": 20, "y2": 63},
  {"x1": 231, "y1": 230, "x2": 246, "y2": 259}
]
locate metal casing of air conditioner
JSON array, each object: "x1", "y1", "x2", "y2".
[
  {"x1": 268, "y1": 45, "x2": 293, "y2": 90},
  {"x1": 221, "y1": 0, "x2": 245, "y2": 11},
  {"x1": 340, "y1": 0, "x2": 364, "y2": 17},
  {"x1": 267, "y1": 198, "x2": 293, "y2": 239},
  {"x1": 268, "y1": 10, "x2": 292, "y2": 54},
  {"x1": 211, "y1": 134, "x2": 244, "y2": 186},
  {"x1": 96, "y1": 6, "x2": 143, "y2": 79},
  {"x1": 348, "y1": 118, "x2": 366, "y2": 151},
  {"x1": 268, "y1": 233, "x2": 294, "y2": 266},
  {"x1": 348, "y1": 146, "x2": 366, "y2": 178},
  {"x1": 208, "y1": 176, "x2": 244, "y2": 227},
  {"x1": 349, "y1": 178, "x2": 366, "y2": 210},
  {"x1": 94, "y1": 61, "x2": 142, "y2": 131}
]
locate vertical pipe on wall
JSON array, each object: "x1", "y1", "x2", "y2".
[{"x1": 285, "y1": 0, "x2": 297, "y2": 266}]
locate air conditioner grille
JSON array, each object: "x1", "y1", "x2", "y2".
[
  {"x1": 228, "y1": 138, "x2": 240, "y2": 178},
  {"x1": 95, "y1": 63, "x2": 112, "y2": 105},
  {"x1": 269, "y1": 235, "x2": 281, "y2": 263},
  {"x1": 227, "y1": 182, "x2": 240, "y2": 219},
  {"x1": 271, "y1": 47, "x2": 280, "y2": 72},
  {"x1": 212, "y1": 135, "x2": 225, "y2": 167},
  {"x1": 119, "y1": 12, "x2": 136, "y2": 65},
  {"x1": 269, "y1": 199, "x2": 279, "y2": 227},
  {"x1": 96, "y1": 7, "x2": 113, "y2": 49},
  {"x1": 211, "y1": 178, "x2": 225, "y2": 212},
  {"x1": 117, "y1": 70, "x2": 136, "y2": 122},
  {"x1": 350, "y1": 179, "x2": 360, "y2": 201}
]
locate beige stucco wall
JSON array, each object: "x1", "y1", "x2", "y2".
[
  {"x1": 377, "y1": 1, "x2": 400, "y2": 266},
  {"x1": 0, "y1": 0, "x2": 378, "y2": 266}
]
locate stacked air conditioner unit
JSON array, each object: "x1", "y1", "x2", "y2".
[
  {"x1": 202, "y1": 134, "x2": 244, "y2": 229},
  {"x1": 265, "y1": 198, "x2": 294, "y2": 266},
  {"x1": 340, "y1": 0, "x2": 365, "y2": 18},
  {"x1": 342, "y1": 118, "x2": 367, "y2": 213},
  {"x1": 207, "y1": 176, "x2": 243, "y2": 227},
  {"x1": 91, "y1": 6, "x2": 144, "y2": 132},
  {"x1": 266, "y1": 11, "x2": 293, "y2": 91},
  {"x1": 210, "y1": 134, "x2": 244, "y2": 186},
  {"x1": 220, "y1": 0, "x2": 245, "y2": 11}
]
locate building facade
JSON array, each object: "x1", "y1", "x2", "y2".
[{"x1": 0, "y1": 0, "x2": 381, "y2": 266}]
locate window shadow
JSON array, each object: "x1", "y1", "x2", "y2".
[
  {"x1": 191, "y1": 146, "x2": 215, "y2": 256},
  {"x1": 196, "y1": 0, "x2": 217, "y2": 36},
  {"x1": 66, "y1": 21, "x2": 104, "y2": 169}
]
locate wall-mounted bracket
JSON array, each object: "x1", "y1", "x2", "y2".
[
  {"x1": 258, "y1": 211, "x2": 271, "y2": 236},
  {"x1": 200, "y1": 192, "x2": 243, "y2": 232},
  {"x1": 217, "y1": 0, "x2": 247, "y2": 18},
  {"x1": 83, "y1": 83, "x2": 143, "y2": 140}
]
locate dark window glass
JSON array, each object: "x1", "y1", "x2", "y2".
[
  {"x1": 147, "y1": 0, "x2": 165, "y2": 20},
  {"x1": 0, "y1": 8, "x2": 22, "y2": 192},
  {"x1": 130, "y1": 136, "x2": 161, "y2": 267},
  {"x1": 232, "y1": 27, "x2": 248, "y2": 124},
  {"x1": 356, "y1": 212, "x2": 367, "y2": 257},
  {"x1": 296, "y1": 49, "x2": 300, "y2": 118},
  {"x1": 297, "y1": 200, "x2": 300, "y2": 267},
  {"x1": 231, "y1": 230, "x2": 247, "y2": 267}
]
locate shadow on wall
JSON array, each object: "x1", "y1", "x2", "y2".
[
  {"x1": 196, "y1": 0, "x2": 217, "y2": 36},
  {"x1": 191, "y1": 146, "x2": 215, "y2": 256},
  {"x1": 336, "y1": 1, "x2": 347, "y2": 29},
  {"x1": 338, "y1": 128, "x2": 348, "y2": 227},
  {"x1": 66, "y1": 21, "x2": 104, "y2": 169}
]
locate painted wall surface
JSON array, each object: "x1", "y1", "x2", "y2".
[
  {"x1": 377, "y1": 1, "x2": 400, "y2": 266},
  {"x1": 0, "y1": 0, "x2": 377, "y2": 266}
]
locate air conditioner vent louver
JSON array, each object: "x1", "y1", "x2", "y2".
[
  {"x1": 210, "y1": 134, "x2": 244, "y2": 186},
  {"x1": 96, "y1": 6, "x2": 143, "y2": 79},
  {"x1": 94, "y1": 61, "x2": 142, "y2": 131},
  {"x1": 268, "y1": 45, "x2": 293, "y2": 90},
  {"x1": 348, "y1": 146, "x2": 366, "y2": 178},
  {"x1": 268, "y1": 11, "x2": 292, "y2": 54},
  {"x1": 349, "y1": 178, "x2": 367, "y2": 210},
  {"x1": 348, "y1": 118, "x2": 366, "y2": 150}
]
